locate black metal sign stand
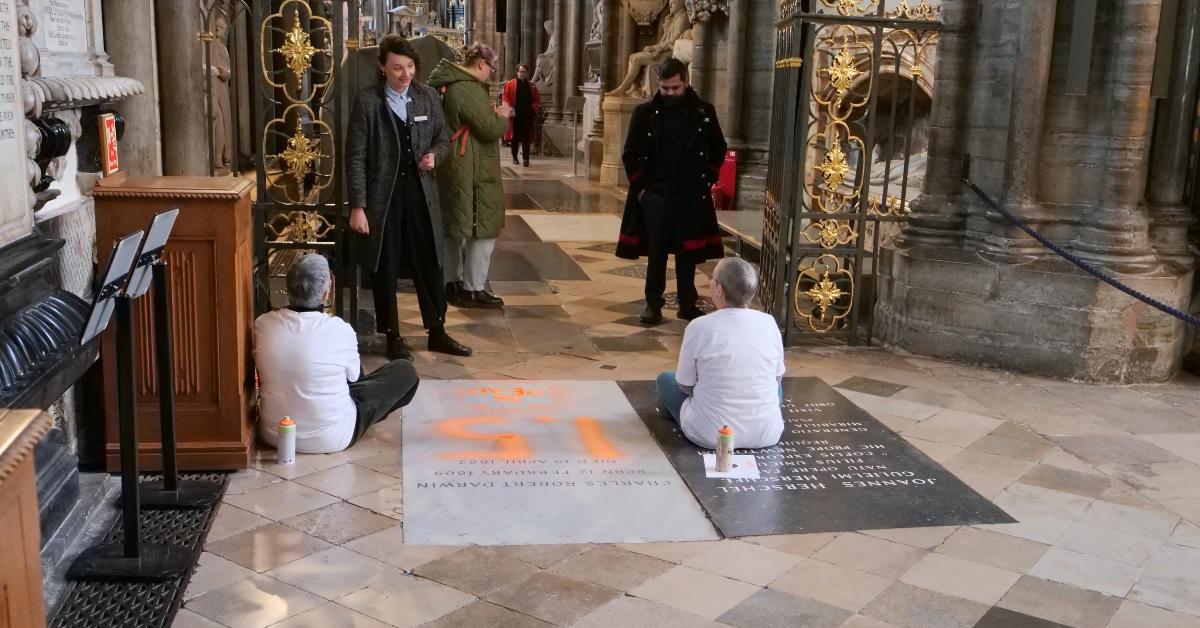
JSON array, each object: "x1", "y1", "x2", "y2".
[
  {"x1": 139, "y1": 255, "x2": 222, "y2": 510},
  {"x1": 67, "y1": 230, "x2": 190, "y2": 582}
]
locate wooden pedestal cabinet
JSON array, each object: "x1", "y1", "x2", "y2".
[
  {"x1": 0, "y1": 409, "x2": 52, "y2": 628},
  {"x1": 94, "y1": 175, "x2": 255, "y2": 471}
]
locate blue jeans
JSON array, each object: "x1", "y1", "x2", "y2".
[{"x1": 656, "y1": 371, "x2": 688, "y2": 422}]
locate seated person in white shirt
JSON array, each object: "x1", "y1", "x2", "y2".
[
  {"x1": 656, "y1": 257, "x2": 786, "y2": 449},
  {"x1": 256, "y1": 254, "x2": 420, "y2": 454}
]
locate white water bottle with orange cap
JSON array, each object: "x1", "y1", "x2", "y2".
[
  {"x1": 277, "y1": 416, "x2": 296, "y2": 464},
  {"x1": 716, "y1": 425, "x2": 735, "y2": 472}
]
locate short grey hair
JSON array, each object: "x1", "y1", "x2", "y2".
[
  {"x1": 286, "y1": 254, "x2": 331, "y2": 309},
  {"x1": 713, "y1": 257, "x2": 757, "y2": 308}
]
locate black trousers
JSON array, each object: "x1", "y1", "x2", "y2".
[
  {"x1": 641, "y1": 190, "x2": 697, "y2": 310},
  {"x1": 373, "y1": 169, "x2": 447, "y2": 334},
  {"x1": 348, "y1": 358, "x2": 420, "y2": 445},
  {"x1": 510, "y1": 114, "x2": 532, "y2": 163}
]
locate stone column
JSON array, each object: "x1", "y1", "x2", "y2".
[
  {"x1": 563, "y1": 0, "x2": 582, "y2": 107},
  {"x1": 504, "y1": 0, "x2": 521, "y2": 78},
  {"x1": 1072, "y1": 0, "x2": 1162, "y2": 273},
  {"x1": 601, "y1": 0, "x2": 621, "y2": 89},
  {"x1": 102, "y1": 0, "x2": 162, "y2": 176},
  {"x1": 532, "y1": 0, "x2": 546, "y2": 61},
  {"x1": 688, "y1": 19, "x2": 711, "y2": 101},
  {"x1": 725, "y1": 2, "x2": 748, "y2": 147},
  {"x1": 546, "y1": 0, "x2": 564, "y2": 122},
  {"x1": 1147, "y1": 0, "x2": 1200, "y2": 264},
  {"x1": 154, "y1": 0, "x2": 208, "y2": 176},
  {"x1": 619, "y1": 8, "x2": 637, "y2": 70},
  {"x1": 520, "y1": 0, "x2": 536, "y2": 73}
]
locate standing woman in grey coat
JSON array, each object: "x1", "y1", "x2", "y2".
[{"x1": 347, "y1": 35, "x2": 473, "y2": 360}]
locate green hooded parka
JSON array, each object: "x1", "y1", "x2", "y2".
[{"x1": 427, "y1": 59, "x2": 509, "y2": 240}]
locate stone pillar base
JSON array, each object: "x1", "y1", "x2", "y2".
[
  {"x1": 875, "y1": 244, "x2": 1193, "y2": 384},
  {"x1": 601, "y1": 96, "x2": 641, "y2": 188}
]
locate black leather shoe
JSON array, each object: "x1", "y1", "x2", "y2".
[
  {"x1": 428, "y1": 330, "x2": 473, "y2": 356},
  {"x1": 445, "y1": 281, "x2": 463, "y2": 304},
  {"x1": 640, "y1": 306, "x2": 663, "y2": 325},
  {"x1": 523, "y1": 160, "x2": 530, "y2": 167},
  {"x1": 471, "y1": 290, "x2": 504, "y2": 308},
  {"x1": 678, "y1": 307, "x2": 705, "y2": 322},
  {"x1": 512, "y1": 156, "x2": 519, "y2": 165},
  {"x1": 387, "y1": 335, "x2": 413, "y2": 361}
]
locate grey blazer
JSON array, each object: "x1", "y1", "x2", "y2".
[{"x1": 346, "y1": 81, "x2": 451, "y2": 272}]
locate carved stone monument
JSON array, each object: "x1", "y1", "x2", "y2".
[
  {"x1": 207, "y1": 12, "x2": 232, "y2": 175},
  {"x1": 0, "y1": 0, "x2": 34, "y2": 247},
  {"x1": 531, "y1": 18, "x2": 556, "y2": 90},
  {"x1": 607, "y1": 0, "x2": 691, "y2": 98}
]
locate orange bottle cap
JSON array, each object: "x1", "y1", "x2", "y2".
[
  {"x1": 279, "y1": 417, "x2": 295, "y2": 427},
  {"x1": 719, "y1": 425, "x2": 733, "y2": 436}
]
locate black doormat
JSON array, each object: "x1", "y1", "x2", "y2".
[
  {"x1": 620, "y1": 378, "x2": 1015, "y2": 537},
  {"x1": 49, "y1": 472, "x2": 229, "y2": 628}
]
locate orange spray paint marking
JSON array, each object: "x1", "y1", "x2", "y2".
[
  {"x1": 574, "y1": 417, "x2": 624, "y2": 459},
  {"x1": 533, "y1": 416, "x2": 559, "y2": 423},
  {"x1": 435, "y1": 417, "x2": 533, "y2": 460}
]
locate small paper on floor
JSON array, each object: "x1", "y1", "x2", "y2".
[{"x1": 702, "y1": 454, "x2": 761, "y2": 479}]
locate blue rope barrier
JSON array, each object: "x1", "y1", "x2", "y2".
[{"x1": 960, "y1": 164, "x2": 1200, "y2": 328}]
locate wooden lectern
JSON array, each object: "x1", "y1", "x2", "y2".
[{"x1": 94, "y1": 175, "x2": 255, "y2": 471}]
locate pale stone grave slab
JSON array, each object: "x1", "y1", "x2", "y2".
[{"x1": 403, "y1": 380, "x2": 719, "y2": 545}]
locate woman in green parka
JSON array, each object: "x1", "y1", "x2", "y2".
[{"x1": 427, "y1": 43, "x2": 513, "y2": 309}]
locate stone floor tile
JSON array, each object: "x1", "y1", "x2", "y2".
[
  {"x1": 813, "y1": 533, "x2": 927, "y2": 579},
  {"x1": 840, "y1": 390, "x2": 941, "y2": 421},
  {"x1": 718, "y1": 589, "x2": 853, "y2": 628},
  {"x1": 860, "y1": 582, "x2": 990, "y2": 628},
  {"x1": 875, "y1": 413, "x2": 920, "y2": 433},
  {"x1": 572, "y1": 595, "x2": 724, "y2": 628},
  {"x1": 221, "y1": 479, "x2": 341, "y2": 522},
  {"x1": 171, "y1": 608, "x2": 224, "y2": 628},
  {"x1": 1055, "y1": 521, "x2": 1165, "y2": 567},
  {"x1": 184, "y1": 551, "x2": 256, "y2": 601},
  {"x1": 835, "y1": 376, "x2": 908, "y2": 398},
  {"x1": 935, "y1": 528, "x2": 1049, "y2": 573},
  {"x1": 1171, "y1": 521, "x2": 1200, "y2": 550},
  {"x1": 898, "y1": 553, "x2": 1021, "y2": 605},
  {"x1": 486, "y1": 543, "x2": 590, "y2": 568},
  {"x1": 1144, "y1": 543, "x2": 1200, "y2": 579},
  {"x1": 1106, "y1": 599, "x2": 1200, "y2": 628},
  {"x1": 745, "y1": 532, "x2": 841, "y2": 556},
  {"x1": 1039, "y1": 449, "x2": 1101, "y2": 474},
  {"x1": 862, "y1": 527, "x2": 958, "y2": 550},
  {"x1": 280, "y1": 501, "x2": 398, "y2": 545},
  {"x1": 838, "y1": 615, "x2": 900, "y2": 628},
  {"x1": 619, "y1": 540, "x2": 721, "y2": 563},
  {"x1": 342, "y1": 533, "x2": 457, "y2": 572},
  {"x1": 346, "y1": 483, "x2": 404, "y2": 520},
  {"x1": 968, "y1": 435, "x2": 1055, "y2": 463},
  {"x1": 185, "y1": 574, "x2": 325, "y2": 628},
  {"x1": 995, "y1": 480, "x2": 1096, "y2": 518},
  {"x1": 349, "y1": 452, "x2": 404, "y2": 479},
  {"x1": 336, "y1": 575, "x2": 476, "y2": 628},
  {"x1": 904, "y1": 437, "x2": 963, "y2": 464},
  {"x1": 252, "y1": 450, "x2": 347, "y2": 481},
  {"x1": 769, "y1": 559, "x2": 892, "y2": 612},
  {"x1": 292, "y1": 464, "x2": 401, "y2": 500},
  {"x1": 1129, "y1": 571, "x2": 1200, "y2": 617},
  {"x1": 903, "y1": 409, "x2": 1004, "y2": 448},
  {"x1": 1028, "y1": 547, "x2": 1143, "y2": 597},
  {"x1": 683, "y1": 539, "x2": 804, "y2": 586},
  {"x1": 206, "y1": 522, "x2": 332, "y2": 573},
  {"x1": 265, "y1": 546, "x2": 402, "y2": 599},
  {"x1": 1017, "y1": 466, "x2": 1112, "y2": 499},
  {"x1": 549, "y1": 544, "x2": 673, "y2": 590},
  {"x1": 207, "y1": 504, "x2": 272, "y2": 544},
  {"x1": 942, "y1": 450, "x2": 1037, "y2": 498},
  {"x1": 226, "y1": 468, "x2": 281, "y2": 495},
  {"x1": 1077, "y1": 500, "x2": 1180, "y2": 541},
  {"x1": 630, "y1": 565, "x2": 760, "y2": 619},
  {"x1": 997, "y1": 575, "x2": 1123, "y2": 628},
  {"x1": 990, "y1": 421, "x2": 1050, "y2": 444},
  {"x1": 420, "y1": 601, "x2": 552, "y2": 628},
  {"x1": 269, "y1": 602, "x2": 393, "y2": 627},
  {"x1": 1057, "y1": 434, "x2": 1179, "y2": 468},
  {"x1": 972, "y1": 607, "x2": 1071, "y2": 627},
  {"x1": 488, "y1": 571, "x2": 620, "y2": 625},
  {"x1": 1140, "y1": 433, "x2": 1200, "y2": 466},
  {"x1": 414, "y1": 546, "x2": 541, "y2": 597}
]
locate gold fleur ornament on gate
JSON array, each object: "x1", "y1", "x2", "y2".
[
  {"x1": 276, "y1": 13, "x2": 319, "y2": 78},
  {"x1": 805, "y1": 271, "x2": 845, "y2": 319},
  {"x1": 823, "y1": 41, "x2": 863, "y2": 99},
  {"x1": 278, "y1": 123, "x2": 322, "y2": 181},
  {"x1": 816, "y1": 135, "x2": 851, "y2": 191}
]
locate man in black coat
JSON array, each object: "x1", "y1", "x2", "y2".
[{"x1": 615, "y1": 58, "x2": 728, "y2": 325}]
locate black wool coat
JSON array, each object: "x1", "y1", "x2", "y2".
[
  {"x1": 615, "y1": 88, "x2": 728, "y2": 264},
  {"x1": 347, "y1": 81, "x2": 451, "y2": 273}
]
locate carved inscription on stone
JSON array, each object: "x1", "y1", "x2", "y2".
[
  {"x1": 36, "y1": 0, "x2": 86, "y2": 53},
  {"x1": 0, "y1": 0, "x2": 31, "y2": 247}
]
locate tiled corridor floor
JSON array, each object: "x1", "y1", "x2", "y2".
[{"x1": 177, "y1": 159, "x2": 1200, "y2": 628}]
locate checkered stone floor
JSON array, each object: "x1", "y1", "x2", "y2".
[{"x1": 183, "y1": 158, "x2": 1200, "y2": 628}]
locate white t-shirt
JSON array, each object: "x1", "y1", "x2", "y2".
[
  {"x1": 254, "y1": 309, "x2": 362, "y2": 454},
  {"x1": 675, "y1": 308, "x2": 786, "y2": 449}
]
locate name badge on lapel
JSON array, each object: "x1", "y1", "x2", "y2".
[{"x1": 414, "y1": 115, "x2": 429, "y2": 122}]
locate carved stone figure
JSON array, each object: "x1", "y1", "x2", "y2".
[
  {"x1": 685, "y1": 0, "x2": 728, "y2": 22},
  {"x1": 531, "y1": 19, "x2": 557, "y2": 88},
  {"x1": 208, "y1": 12, "x2": 233, "y2": 174},
  {"x1": 607, "y1": 0, "x2": 692, "y2": 97},
  {"x1": 625, "y1": 0, "x2": 668, "y2": 25},
  {"x1": 588, "y1": 0, "x2": 603, "y2": 43}
]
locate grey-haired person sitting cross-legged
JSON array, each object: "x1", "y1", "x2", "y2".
[{"x1": 255, "y1": 254, "x2": 420, "y2": 454}]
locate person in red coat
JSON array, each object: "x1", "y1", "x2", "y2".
[{"x1": 502, "y1": 64, "x2": 540, "y2": 167}]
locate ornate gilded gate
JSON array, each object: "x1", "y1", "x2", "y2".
[{"x1": 762, "y1": 0, "x2": 940, "y2": 345}]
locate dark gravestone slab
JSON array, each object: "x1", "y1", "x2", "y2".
[
  {"x1": 505, "y1": 193, "x2": 541, "y2": 209},
  {"x1": 835, "y1": 376, "x2": 908, "y2": 398},
  {"x1": 500, "y1": 215, "x2": 542, "y2": 242},
  {"x1": 488, "y1": 215, "x2": 590, "y2": 281},
  {"x1": 619, "y1": 378, "x2": 1016, "y2": 537}
]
